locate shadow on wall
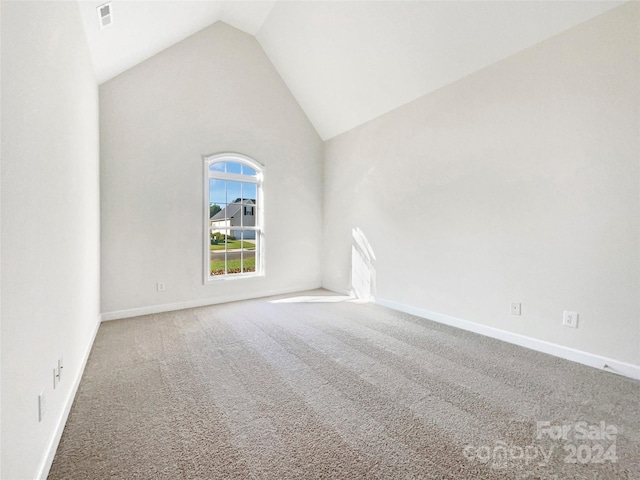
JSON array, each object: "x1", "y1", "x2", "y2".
[{"x1": 351, "y1": 227, "x2": 376, "y2": 301}]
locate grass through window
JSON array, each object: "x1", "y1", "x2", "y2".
[{"x1": 211, "y1": 257, "x2": 256, "y2": 275}]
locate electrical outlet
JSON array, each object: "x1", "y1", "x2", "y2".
[
  {"x1": 563, "y1": 311, "x2": 579, "y2": 328},
  {"x1": 510, "y1": 302, "x2": 521, "y2": 316},
  {"x1": 38, "y1": 389, "x2": 46, "y2": 422},
  {"x1": 157, "y1": 282, "x2": 165, "y2": 292}
]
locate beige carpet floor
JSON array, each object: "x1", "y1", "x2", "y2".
[{"x1": 49, "y1": 290, "x2": 639, "y2": 479}]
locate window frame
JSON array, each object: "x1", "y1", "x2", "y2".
[{"x1": 203, "y1": 152, "x2": 264, "y2": 283}]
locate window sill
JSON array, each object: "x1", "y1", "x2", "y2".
[{"x1": 205, "y1": 272, "x2": 264, "y2": 284}]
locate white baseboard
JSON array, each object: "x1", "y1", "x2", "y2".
[
  {"x1": 101, "y1": 283, "x2": 323, "y2": 322},
  {"x1": 374, "y1": 297, "x2": 640, "y2": 382},
  {"x1": 37, "y1": 315, "x2": 102, "y2": 480}
]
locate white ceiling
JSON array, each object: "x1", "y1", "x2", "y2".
[
  {"x1": 78, "y1": 0, "x2": 625, "y2": 140},
  {"x1": 77, "y1": 1, "x2": 276, "y2": 83}
]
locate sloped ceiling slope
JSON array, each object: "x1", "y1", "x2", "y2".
[
  {"x1": 77, "y1": 0, "x2": 276, "y2": 83},
  {"x1": 79, "y1": 0, "x2": 625, "y2": 140}
]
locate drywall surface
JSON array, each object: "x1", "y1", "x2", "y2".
[
  {"x1": 323, "y1": 3, "x2": 640, "y2": 366},
  {"x1": 1, "y1": 1, "x2": 100, "y2": 478},
  {"x1": 100, "y1": 22, "x2": 323, "y2": 315},
  {"x1": 258, "y1": 1, "x2": 623, "y2": 140}
]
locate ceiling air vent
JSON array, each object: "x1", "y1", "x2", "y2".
[{"x1": 97, "y1": 2, "x2": 113, "y2": 29}]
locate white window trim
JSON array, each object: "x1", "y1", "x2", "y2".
[{"x1": 203, "y1": 152, "x2": 265, "y2": 283}]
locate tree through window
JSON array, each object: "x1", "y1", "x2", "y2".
[{"x1": 204, "y1": 154, "x2": 263, "y2": 280}]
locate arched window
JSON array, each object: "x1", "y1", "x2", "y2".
[{"x1": 204, "y1": 153, "x2": 263, "y2": 281}]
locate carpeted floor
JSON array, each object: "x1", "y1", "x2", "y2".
[{"x1": 49, "y1": 290, "x2": 639, "y2": 479}]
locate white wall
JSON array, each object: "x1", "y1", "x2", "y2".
[
  {"x1": 1, "y1": 1, "x2": 101, "y2": 478},
  {"x1": 323, "y1": 3, "x2": 639, "y2": 367},
  {"x1": 100, "y1": 22, "x2": 323, "y2": 316}
]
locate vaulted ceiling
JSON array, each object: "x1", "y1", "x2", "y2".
[{"x1": 77, "y1": 0, "x2": 624, "y2": 139}]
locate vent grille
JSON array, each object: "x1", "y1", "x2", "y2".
[{"x1": 97, "y1": 2, "x2": 113, "y2": 29}]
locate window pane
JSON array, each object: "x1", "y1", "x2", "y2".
[
  {"x1": 210, "y1": 229, "x2": 229, "y2": 275},
  {"x1": 210, "y1": 229, "x2": 230, "y2": 250},
  {"x1": 226, "y1": 162, "x2": 242, "y2": 174},
  {"x1": 209, "y1": 162, "x2": 226, "y2": 172},
  {"x1": 210, "y1": 203, "x2": 227, "y2": 227},
  {"x1": 241, "y1": 182, "x2": 257, "y2": 202},
  {"x1": 226, "y1": 181, "x2": 242, "y2": 204},
  {"x1": 241, "y1": 164, "x2": 256, "y2": 176},
  {"x1": 209, "y1": 178, "x2": 226, "y2": 205},
  {"x1": 227, "y1": 232, "x2": 242, "y2": 274},
  {"x1": 241, "y1": 232, "x2": 256, "y2": 273},
  {"x1": 241, "y1": 203, "x2": 255, "y2": 228},
  {"x1": 210, "y1": 251, "x2": 226, "y2": 275}
]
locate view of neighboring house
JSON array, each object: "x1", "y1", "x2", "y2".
[{"x1": 210, "y1": 198, "x2": 256, "y2": 239}]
